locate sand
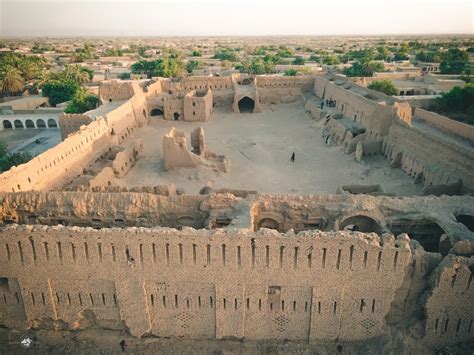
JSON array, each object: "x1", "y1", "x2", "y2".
[
  {"x1": 0, "y1": 327, "x2": 442, "y2": 355},
  {"x1": 118, "y1": 102, "x2": 422, "y2": 196}
]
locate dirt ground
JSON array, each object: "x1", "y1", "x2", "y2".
[
  {"x1": 0, "y1": 326, "x2": 439, "y2": 355},
  {"x1": 118, "y1": 103, "x2": 422, "y2": 196}
]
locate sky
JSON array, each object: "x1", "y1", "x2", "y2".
[{"x1": 0, "y1": 0, "x2": 473, "y2": 37}]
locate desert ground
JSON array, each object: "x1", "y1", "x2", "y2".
[
  {"x1": 0, "y1": 327, "x2": 444, "y2": 355},
  {"x1": 119, "y1": 102, "x2": 422, "y2": 196}
]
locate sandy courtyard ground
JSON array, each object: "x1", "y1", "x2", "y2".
[{"x1": 119, "y1": 103, "x2": 422, "y2": 196}]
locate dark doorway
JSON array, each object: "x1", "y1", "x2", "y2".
[
  {"x1": 25, "y1": 119, "x2": 35, "y2": 128},
  {"x1": 257, "y1": 218, "x2": 279, "y2": 231},
  {"x1": 47, "y1": 119, "x2": 58, "y2": 128},
  {"x1": 339, "y1": 215, "x2": 382, "y2": 234},
  {"x1": 2, "y1": 120, "x2": 12, "y2": 129},
  {"x1": 36, "y1": 119, "x2": 46, "y2": 128},
  {"x1": 14, "y1": 120, "x2": 24, "y2": 129},
  {"x1": 173, "y1": 112, "x2": 180, "y2": 121},
  {"x1": 456, "y1": 215, "x2": 474, "y2": 232},
  {"x1": 150, "y1": 108, "x2": 164, "y2": 116},
  {"x1": 238, "y1": 97, "x2": 255, "y2": 113},
  {"x1": 388, "y1": 218, "x2": 445, "y2": 253}
]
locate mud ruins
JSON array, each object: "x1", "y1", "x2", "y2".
[{"x1": 0, "y1": 73, "x2": 473, "y2": 350}]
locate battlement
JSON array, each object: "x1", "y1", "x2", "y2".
[
  {"x1": 0, "y1": 224, "x2": 471, "y2": 347},
  {"x1": 0, "y1": 225, "x2": 411, "y2": 339}
]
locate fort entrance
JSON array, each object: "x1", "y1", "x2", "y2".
[{"x1": 238, "y1": 96, "x2": 255, "y2": 113}]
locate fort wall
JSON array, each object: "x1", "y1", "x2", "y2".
[
  {"x1": 3, "y1": 192, "x2": 471, "y2": 244},
  {"x1": 99, "y1": 80, "x2": 138, "y2": 102},
  {"x1": 414, "y1": 107, "x2": 474, "y2": 141},
  {"x1": 0, "y1": 225, "x2": 411, "y2": 341},
  {"x1": 422, "y1": 255, "x2": 474, "y2": 347},
  {"x1": 313, "y1": 77, "x2": 395, "y2": 139},
  {"x1": 183, "y1": 89, "x2": 213, "y2": 122},
  {"x1": 0, "y1": 224, "x2": 471, "y2": 347},
  {"x1": 0, "y1": 118, "x2": 111, "y2": 193},
  {"x1": 58, "y1": 113, "x2": 93, "y2": 141},
  {"x1": 382, "y1": 121, "x2": 474, "y2": 191}
]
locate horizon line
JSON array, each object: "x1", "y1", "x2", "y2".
[{"x1": 1, "y1": 33, "x2": 473, "y2": 39}]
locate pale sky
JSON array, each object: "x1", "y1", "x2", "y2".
[{"x1": 0, "y1": 0, "x2": 473, "y2": 37}]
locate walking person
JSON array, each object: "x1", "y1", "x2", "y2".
[{"x1": 290, "y1": 152, "x2": 295, "y2": 162}]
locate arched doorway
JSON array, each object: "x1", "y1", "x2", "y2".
[
  {"x1": 47, "y1": 119, "x2": 58, "y2": 128},
  {"x1": 25, "y1": 119, "x2": 35, "y2": 128},
  {"x1": 2, "y1": 120, "x2": 12, "y2": 129},
  {"x1": 150, "y1": 108, "x2": 164, "y2": 117},
  {"x1": 456, "y1": 214, "x2": 474, "y2": 232},
  {"x1": 339, "y1": 215, "x2": 382, "y2": 234},
  {"x1": 388, "y1": 218, "x2": 446, "y2": 253},
  {"x1": 14, "y1": 120, "x2": 24, "y2": 129},
  {"x1": 176, "y1": 215, "x2": 204, "y2": 229},
  {"x1": 36, "y1": 119, "x2": 46, "y2": 128},
  {"x1": 257, "y1": 218, "x2": 279, "y2": 231},
  {"x1": 241, "y1": 78, "x2": 252, "y2": 85},
  {"x1": 173, "y1": 112, "x2": 180, "y2": 121},
  {"x1": 238, "y1": 97, "x2": 255, "y2": 113}
]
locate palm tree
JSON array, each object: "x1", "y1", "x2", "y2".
[
  {"x1": 34, "y1": 70, "x2": 54, "y2": 90},
  {"x1": 17, "y1": 60, "x2": 37, "y2": 81},
  {"x1": 0, "y1": 65, "x2": 24, "y2": 95},
  {"x1": 63, "y1": 64, "x2": 91, "y2": 84}
]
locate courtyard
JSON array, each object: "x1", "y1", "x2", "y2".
[{"x1": 118, "y1": 103, "x2": 422, "y2": 195}]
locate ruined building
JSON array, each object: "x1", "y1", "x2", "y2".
[{"x1": 0, "y1": 73, "x2": 473, "y2": 350}]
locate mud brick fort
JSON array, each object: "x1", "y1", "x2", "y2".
[{"x1": 0, "y1": 73, "x2": 473, "y2": 349}]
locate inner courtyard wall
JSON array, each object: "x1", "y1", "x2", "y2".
[
  {"x1": 382, "y1": 121, "x2": 474, "y2": 191},
  {"x1": 0, "y1": 192, "x2": 472, "y2": 244}
]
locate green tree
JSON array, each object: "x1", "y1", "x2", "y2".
[
  {"x1": 343, "y1": 60, "x2": 384, "y2": 77},
  {"x1": 42, "y1": 79, "x2": 79, "y2": 106},
  {"x1": 440, "y1": 49, "x2": 469, "y2": 74},
  {"x1": 277, "y1": 47, "x2": 294, "y2": 58},
  {"x1": 34, "y1": 71, "x2": 54, "y2": 90},
  {"x1": 64, "y1": 87, "x2": 100, "y2": 114},
  {"x1": 70, "y1": 44, "x2": 94, "y2": 62},
  {"x1": 293, "y1": 56, "x2": 305, "y2": 65},
  {"x1": 131, "y1": 59, "x2": 159, "y2": 78},
  {"x1": 186, "y1": 60, "x2": 200, "y2": 74},
  {"x1": 158, "y1": 57, "x2": 186, "y2": 78},
  {"x1": 0, "y1": 140, "x2": 31, "y2": 172},
  {"x1": 323, "y1": 55, "x2": 340, "y2": 65},
  {"x1": 416, "y1": 50, "x2": 441, "y2": 63},
  {"x1": 0, "y1": 53, "x2": 46, "y2": 95},
  {"x1": 62, "y1": 64, "x2": 92, "y2": 84},
  {"x1": 284, "y1": 69, "x2": 298, "y2": 76},
  {"x1": 375, "y1": 45, "x2": 389, "y2": 61},
  {"x1": 131, "y1": 58, "x2": 185, "y2": 78},
  {"x1": 191, "y1": 50, "x2": 202, "y2": 57},
  {"x1": 104, "y1": 48, "x2": 123, "y2": 57},
  {"x1": 368, "y1": 79, "x2": 398, "y2": 96},
  {"x1": 238, "y1": 57, "x2": 274, "y2": 75},
  {"x1": 432, "y1": 84, "x2": 474, "y2": 124},
  {"x1": 118, "y1": 72, "x2": 131, "y2": 80},
  {"x1": 0, "y1": 65, "x2": 24, "y2": 95},
  {"x1": 213, "y1": 49, "x2": 237, "y2": 62}
]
